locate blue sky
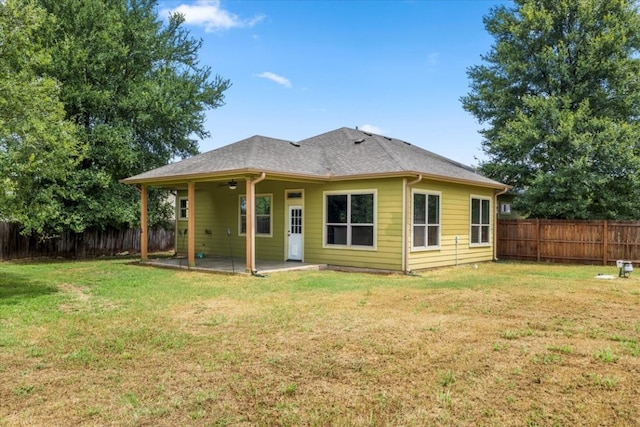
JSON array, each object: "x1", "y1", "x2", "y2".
[{"x1": 157, "y1": 0, "x2": 511, "y2": 167}]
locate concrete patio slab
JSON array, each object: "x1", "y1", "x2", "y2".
[{"x1": 143, "y1": 256, "x2": 326, "y2": 275}]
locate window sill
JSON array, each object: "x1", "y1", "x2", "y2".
[
  {"x1": 323, "y1": 244, "x2": 377, "y2": 251},
  {"x1": 239, "y1": 233, "x2": 273, "y2": 238},
  {"x1": 411, "y1": 246, "x2": 441, "y2": 252},
  {"x1": 469, "y1": 243, "x2": 491, "y2": 248}
]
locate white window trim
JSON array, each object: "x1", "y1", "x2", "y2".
[
  {"x1": 411, "y1": 189, "x2": 442, "y2": 251},
  {"x1": 239, "y1": 193, "x2": 273, "y2": 238},
  {"x1": 322, "y1": 189, "x2": 377, "y2": 251},
  {"x1": 470, "y1": 195, "x2": 492, "y2": 247},
  {"x1": 285, "y1": 189, "x2": 304, "y2": 200},
  {"x1": 178, "y1": 197, "x2": 188, "y2": 221}
]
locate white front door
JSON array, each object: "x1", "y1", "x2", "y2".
[{"x1": 287, "y1": 205, "x2": 303, "y2": 261}]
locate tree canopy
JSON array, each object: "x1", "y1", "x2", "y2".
[
  {"x1": 462, "y1": 0, "x2": 640, "y2": 219},
  {"x1": 1, "y1": 0, "x2": 231, "y2": 236},
  {"x1": 0, "y1": 0, "x2": 86, "y2": 235}
]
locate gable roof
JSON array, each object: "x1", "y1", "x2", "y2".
[{"x1": 122, "y1": 127, "x2": 505, "y2": 188}]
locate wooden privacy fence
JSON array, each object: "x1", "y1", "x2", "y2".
[
  {"x1": 0, "y1": 222, "x2": 174, "y2": 261},
  {"x1": 497, "y1": 219, "x2": 640, "y2": 265}
]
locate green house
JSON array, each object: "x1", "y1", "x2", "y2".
[{"x1": 122, "y1": 128, "x2": 508, "y2": 273}]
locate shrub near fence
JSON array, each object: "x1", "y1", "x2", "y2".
[
  {"x1": 497, "y1": 219, "x2": 640, "y2": 265},
  {"x1": 0, "y1": 222, "x2": 175, "y2": 261}
]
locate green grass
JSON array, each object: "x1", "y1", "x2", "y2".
[
  {"x1": 594, "y1": 347, "x2": 619, "y2": 363},
  {"x1": 1, "y1": 259, "x2": 639, "y2": 426}
]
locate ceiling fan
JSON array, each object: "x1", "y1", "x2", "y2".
[{"x1": 217, "y1": 179, "x2": 238, "y2": 190}]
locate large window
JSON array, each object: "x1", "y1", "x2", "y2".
[
  {"x1": 413, "y1": 191, "x2": 440, "y2": 249},
  {"x1": 178, "y1": 198, "x2": 188, "y2": 220},
  {"x1": 325, "y1": 192, "x2": 375, "y2": 247},
  {"x1": 471, "y1": 196, "x2": 491, "y2": 244},
  {"x1": 240, "y1": 194, "x2": 272, "y2": 235}
]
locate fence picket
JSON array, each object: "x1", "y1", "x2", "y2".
[
  {"x1": 497, "y1": 219, "x2": 640, "y2": 265},
  {"x1": 0, "y1": 222, "x2": 174, "y2": 260}
]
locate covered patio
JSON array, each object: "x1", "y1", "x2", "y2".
[{"x1": 142, "y1": 256, "x2": 326, "y2": 275}]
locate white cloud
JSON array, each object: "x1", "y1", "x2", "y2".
[
  {"x1": 359, "y1": 124, "x2": 385, "y2": 135},
  {"x1": 161, "y1": 0, "x2": 264, "y2": 32},
  {"x1": 256, "y1": 72, "x2": 292, "y2": 88},
  {"x1": 427, "y1": 52, "x2": 440, "y2": 66}
]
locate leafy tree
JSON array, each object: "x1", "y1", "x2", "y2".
[
  {"x1": 462, "y1": 0, "x2": 640, "y2": 219},
  {"x1": 0, "y1": 0, "x2": 86, "y2": 236},
  {"x1": 34, "y1": 0, "x2": 231, "y2": 230}
]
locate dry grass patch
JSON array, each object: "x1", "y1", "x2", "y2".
[{"x1": 1, "y1": 260, "x2": 639, "y2": 425}]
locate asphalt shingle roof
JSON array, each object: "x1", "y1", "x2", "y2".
[{"x1": 123, "y1": 127, "x2": 505, "y2": 188}]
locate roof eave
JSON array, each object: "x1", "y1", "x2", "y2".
[
  {"x1": 122, "y1": 168, "x2": 507, "y2": 190},
  {"x1": 120, "y1": 168, "x2": 331, "y2": 186},
  {"x1": 328, "y1": 171, "x2": 508, "y2": 189}
]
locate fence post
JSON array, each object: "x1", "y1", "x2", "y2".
[
  {"x1": 536, "y1": 219, "x2": 541, "y2": 262},
  {"x1": 602, "y1": 220, "x2": 608, "y2": 266}
]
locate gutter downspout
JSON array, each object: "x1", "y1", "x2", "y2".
[
  {"x1": 250, "y1": 172, "x2": 267, "y2": 274},
  {"x1": 493, "y1": 186, "x2": 510, "y2": 261},
  {"x1": 404, "y1": 175, "x2": 423, "y2": 273}
]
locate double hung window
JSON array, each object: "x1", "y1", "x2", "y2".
[
  {"x1": 471, "y1": 197, "x2": 491, "y2": 244},
  {"x1": 413, "y1": 191, "x2": 440, "y2": 249},
  {"x1": 178, "y1": 198, "x2": 188, "y2": 220},
  {"x1": 240, "y1": 194, "x2": 272, "y2": 235}
]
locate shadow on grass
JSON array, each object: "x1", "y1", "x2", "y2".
[
  {"x1": 3, "y1": 252, "x2": 175, "y2": 265},
  {"x1": 0, "y1": 272, "x2": 58, "y2": 305}
]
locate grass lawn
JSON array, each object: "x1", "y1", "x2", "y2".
[{"x1": 1, "y1": 259, "x2": 639, "y2": 426}]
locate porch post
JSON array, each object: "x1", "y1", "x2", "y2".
[
  {"x1": 187, "y1": 181, "x2": 196, "y2": 267},
  {"x1": 245, "y1": 177, "x2": 254, "y2": 273},
  {"x1": 140, "y1": 185, "x2": 148, "y2": 261}
]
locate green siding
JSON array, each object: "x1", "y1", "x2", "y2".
[
  {"x1": 251, "y1": 180, "x2": 287, "y2": 261},
  {"x1": 173, "y1": 177, "x2": 495, "y2": 272},
  {"x1": 408, "y1": 181, "x2": 494, "y2": 271},
  {"x1": 176, "y1": 181, "x2": 292, "y2": 262},
  {"x1": 175, "y1": 187, "x2": 229, "y2": 256},
  {"x1": 304, "y1": 178, "x2": 404, "y2": 271}
]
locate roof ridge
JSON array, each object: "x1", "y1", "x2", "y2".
[
  {"x1": 122, "y1": 127, "x2": 504, "y2": 188},
  {"x1": 245, "y1": 135, "x2": 268, "y2": 165},
  {"x1": 367, "y1": 132, "x2": 408, "y2": 172}
]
